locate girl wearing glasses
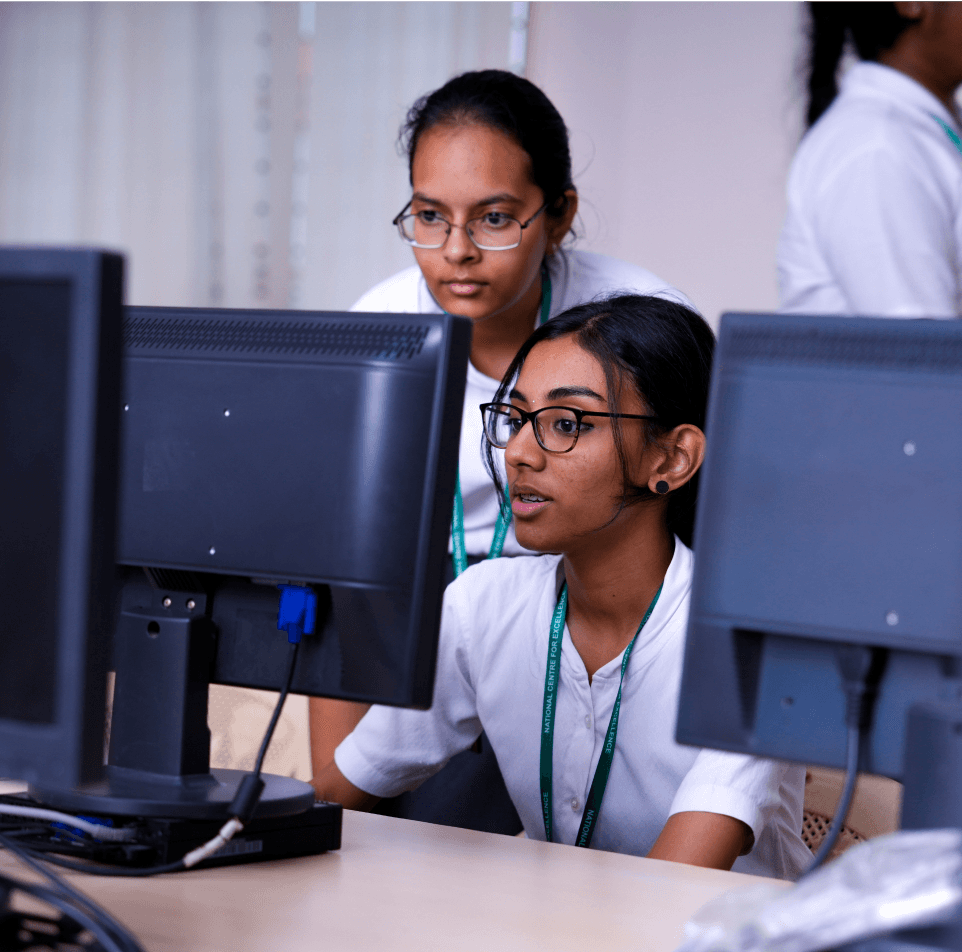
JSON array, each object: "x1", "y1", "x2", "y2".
[
  {"x1": 310, "y1": 70, "x2": 692, "y2": 832},
  {"x1": 313, "y1": 294, "x2": 810, "y2": 878}
]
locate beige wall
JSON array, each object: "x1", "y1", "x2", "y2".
[
  {"x1": 0, "y1": 1, "x2": 515, "y2": 310},
  {"x1": 528, "y1": 1, "x2": 807, "y2": 328},
  {"x1": 0, "y1": 2, "x2": 809, "y2": 323}
]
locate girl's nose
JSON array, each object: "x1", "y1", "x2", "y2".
[
  {"x1": 504, "y1": 417, "x2": 546, "y2": 470},
  {"x1": 443, "y1": 222, "x2": 480, "y2": 263}
]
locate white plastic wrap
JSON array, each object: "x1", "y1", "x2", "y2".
[{"x1": 675, "y1": 829, "x2": 962, "y2": 952}]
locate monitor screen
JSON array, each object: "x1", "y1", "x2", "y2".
[
  {"x1": 677, "y1": 313, "x2": 962, "y2": 781},
  {"x1": 0, "y1": 247, "x2": 123, "y2": 787}
]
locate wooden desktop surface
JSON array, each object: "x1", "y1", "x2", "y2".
[{"x1": 4, "y1": 809, "x2": 790, "y2": 952}]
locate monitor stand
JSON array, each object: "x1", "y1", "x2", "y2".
[
  {"x1": 31, "y1": 580, "x2": 316, "y2": 821},
  {"x1": 835, "y1": 699, "x2": 962, "y2": 952}
]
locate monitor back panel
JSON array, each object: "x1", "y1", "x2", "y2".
[
  {"x1": 678, "y1": 313, "x2": 962, "y2": 777},
  {"x1": 118, "y1": 307, "x2": 471, "y2": 707}
]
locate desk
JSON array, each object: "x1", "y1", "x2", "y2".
[{"x1": 2, "y1": 810, "x2": 789, "y2": 952}]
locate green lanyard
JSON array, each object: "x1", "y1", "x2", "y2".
[
  {"x1": 933, "y1": 114, "x2": 962, "y2": 159},
  {"x1": 451, "y1": 477, "x2": 511, "y2": 575},
  {"x1": 540, "y1": 580, "x2": 663, "y2": 848},
  {"x1": 451, "y1": 268, "x2": 553, "y2": 577}
]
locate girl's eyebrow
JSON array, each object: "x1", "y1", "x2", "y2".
[
  {"x1": 510, "y1": 385, "x2": 606, "y2": 405},
  {"x1": 412, "y1": 192, "x2": 521, "y2": 208},
  {"x1": 473, "y1": 193, "x2": 522, "y2": 207},
  {"x1": 546, "y1": 385, "x2": 606, "y2": 402}
]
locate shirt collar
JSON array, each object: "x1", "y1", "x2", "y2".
[{"x1": 842, "y1": 61, "x2": 962, "y2": 132}]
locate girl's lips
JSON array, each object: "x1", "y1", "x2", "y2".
[
  {"x1": 512, "y1": 494, "x2": 551, "y2": 517},
  {"x1": 445, "y1": 281, "x2": 484, "y2": 296}
]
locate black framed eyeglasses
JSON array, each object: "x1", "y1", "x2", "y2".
[
  {"x1": 392, "y1": 201, "x2": 549, "y2": 250},
  {"x1": 481, "y1": 402, "x2": 659, "y2": 454}
]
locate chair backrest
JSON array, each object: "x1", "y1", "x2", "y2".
[
  {"x1": 802, "y1": 767, "x2": 903, "y2": 859},
  {"x1": 208, "y1": 685, "x2": 312, "y2": 781}
]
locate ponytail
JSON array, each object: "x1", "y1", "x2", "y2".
[
  {"x1": 805, "y1": 2, "x2": 915, "y2": 128},
  {"x1": 806, "y1": 4, "x2": 848, "y2": 127}
]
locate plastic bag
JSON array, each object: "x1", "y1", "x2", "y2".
[{"x1": 674, "y1": 829, "x2": 962, "y2": 952}]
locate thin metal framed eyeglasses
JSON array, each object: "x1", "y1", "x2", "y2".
[
  {"x1": 481, "y1": 402, "x2": 659, "y2": 454},
  {"x1": 392, "y1": 201, "x2": 549, "y2": 250}
]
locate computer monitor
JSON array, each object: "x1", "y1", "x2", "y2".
[
  {"x1": 36, "y1": 305, "x2": 471, "y2": 821},
  {"x1": 0, "y1": 247, "x2": 124, "y2": 788},
  {"x1": 677, "y1": 312, "x2": 962, "y2": 834}
]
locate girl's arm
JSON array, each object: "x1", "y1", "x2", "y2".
[
  {"x1": 647, "y1": 811, "x2": 752, "y2": 871},
  {"x1": 309, "y1": 697, "x2": 370, "y2": 780},
  {"x1": 311, "y1": 757, "x2": 381, "y2": 811}
]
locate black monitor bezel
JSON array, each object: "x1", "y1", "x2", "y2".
[{"x1": 0, "y1": 247, "x2": 123, "y2": 787}]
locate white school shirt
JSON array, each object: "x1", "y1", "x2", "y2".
[
  {"x1": 351, "y1": 250, "x2": 694, "y2": 556},
  {"x1": 336, "y1": 542, "x2": 812, "y2": 880},
  {"x1": 778, "y1": 62, "x2": 962, "y2": 318}
]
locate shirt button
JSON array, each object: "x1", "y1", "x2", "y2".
[
  {"x1": 584, "y1": 715, "x2": 591, "y2": 729},
  {"x1": 571, "y1": 798, "x2": 580, "y2": 811}
]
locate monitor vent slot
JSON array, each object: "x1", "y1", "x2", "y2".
[
  {"x1": 143, "y1": 567, "x2": 211, "y2": 593},
  {"x1": 124, "y1": 316, "x2": 429, "y2": 361},
  {"x1": 727, "y1": 325, "x2": 962, "y2": 373}
]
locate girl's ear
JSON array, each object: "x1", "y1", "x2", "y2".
[
  {"x1": 645, "y1": 425, "x2": 706, "y2": 494},
  {"x1": 892, "y1": 2, "x2": 927, "y2": 21},
  {"x1": 546, "y1": 189, "x2": 578, "y2": 252}
]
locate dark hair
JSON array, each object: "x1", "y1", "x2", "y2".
[
  {"x1": 400, "y1": 69, "x2": 574, "y2": 222},
  {"x1": 805, "y1": 2, "x2": 913, "y2": 127},
  {"x1": 483, "y1": 294, "x2": 715, "y2": 549}
]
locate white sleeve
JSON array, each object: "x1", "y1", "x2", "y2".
[
  {"x1": 810, "y1": 145, "x2": 959, "y2": 317},
  {"x1": 349, "y1": 266, "x2": 433, "y2": 314},
  {"x1": 333, "y1": 584, "x2": 482, "y2": 798},
  {"x1": 667, "y1": 749, "x2": 789, "y2": 850}
]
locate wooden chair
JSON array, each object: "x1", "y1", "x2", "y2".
[
  {"x1": 802, "y1": 766, "x2": 903, "y2": 861},
  {"x1": 207, "y1": 685, "x2": 312, "y2": 782}
]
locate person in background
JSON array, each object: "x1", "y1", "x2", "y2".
[
  {"x1": 778, "y1": 2, "x2": 962, "y2": 317},
  {"x1": 309, "y1": 70, "x2": 693, "y2": 835},
  {"x1": 313, "y1": 294, "x2": 811, "y2": 880}
]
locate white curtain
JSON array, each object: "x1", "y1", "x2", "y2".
[{"x1": 0, "y1": 1, "x2": 517, "y2": 310}]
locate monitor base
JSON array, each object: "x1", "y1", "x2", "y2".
[{"x1": 31, "y1": 766, "x2": 314, "y2": 820}]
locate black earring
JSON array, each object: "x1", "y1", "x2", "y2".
[{"x1": 655, "y1": 480, "x2": 670, "y2": 495}]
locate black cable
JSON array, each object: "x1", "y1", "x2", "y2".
[
  {"x1": 252, "y1": 640, "x2": 300, "y2": 777},
  {"x1": 10, "y1": 639, "x2": 303, "y2": 878},
  {"x1": 229, "y1": 640, "x2": 301, "y2": 825},
  {"x1": 0, "y1": 832, "x2": 145, "y2": 952},
  {"x1": 0, "y1": 875, "x2": 115, "y2": 952},
  {"x1": 1, "y1": 876, "x2": 132, "y2": 952},
  {"x1": 27, "y1": 850, "x2": 189, "y2": 878},
  {"x1": 803, "y1": 646, "x2": 886, "y2": 877},
  {"x1": 805, "y1": 723, "x2": 861, "y2": 874}
]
